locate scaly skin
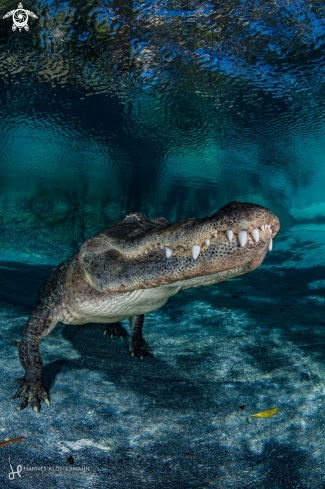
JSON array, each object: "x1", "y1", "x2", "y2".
[{"x1": 11, "y1": 201, "x2": 279, "y2": 412}]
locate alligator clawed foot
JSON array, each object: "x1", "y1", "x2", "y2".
[
  {"x1": 11, "y1": 376, "x2": 50, "y2": 412},
  {"x1": 103, "y1": 322, "x2": 130, "y2": 339},
  {"x1": 129, "y1": 338, "x2": 153, "y2": 359}
]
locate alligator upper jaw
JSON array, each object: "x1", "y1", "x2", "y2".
[{"x1": 118, "y1": 201, "x2": 280, "y2": 261}]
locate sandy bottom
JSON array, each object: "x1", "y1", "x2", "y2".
[{"x1": 0, "y1": 229, "x2": 324, "y2": 488}]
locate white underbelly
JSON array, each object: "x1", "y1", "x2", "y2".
[
  {"x1": 68, "y1": 283, "x2": 182, "y2": 324},
  {"x1": 64, "y1": 267, "x2": 246, "y2": 325}
]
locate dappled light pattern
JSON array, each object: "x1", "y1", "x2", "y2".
[{"x1": 1, "y1": 0, "x2": 325, "y2": 97}]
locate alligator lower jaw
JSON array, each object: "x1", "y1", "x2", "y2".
[{"x1": 160, "y1": 262, "x2": 254, "y2": 291}]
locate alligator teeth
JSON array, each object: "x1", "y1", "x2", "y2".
[
  {"x1": 238, "y1": 230, "x2": 247, "y2": 247},
  {"x1": 155, "y1": 245, "x2": 158, "y2": 248},
  {"x1": 166, "y1": 247, "x2": 173, "y2": 258},
  {"x1": 205, "y1": 238, "x2": 210, "y2": 246},
  {"x1": 251, "y1": 228, "x2": 259, "y2": 242},
  {"x1": 270, "y1": 228, "x2": 272, "y2": 234},
  {"x1": 145, "y1": 250, "x2": 148, "y2": 254},
  {"x1": 261, "y1": 225, "x2": 265, "y2": 231},
  {"x1": 180, "y1": 247, "x2": 184, "y2": 252},
  {"x1": 192, "y1": 244, "x2": 201, "y2": 260},
  {"x1": 160, "y1": 244, "x2": 163, "y2": 249},
  {"x1": 150, "y1": 247, "x2": 153, "y2": 250},
  {"x1": 269, "y1": 239, "x2": 273, "y2": 251},
  {"x1": 214, "y1": 233, "x2": 217, "y2": 238},
  {"x1": 227, "y1": 230, "x2": 233, "y2": 242}
]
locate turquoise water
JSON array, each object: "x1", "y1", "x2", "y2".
[{"x1": 1, "y1": 0, "x2": 325, "y2": 487}]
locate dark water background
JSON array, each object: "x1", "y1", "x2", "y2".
[{"x1": 0, "y1": 1, "x2": 325, "y2": 488}]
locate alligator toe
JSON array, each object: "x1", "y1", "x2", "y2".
[
  {"x1": 129, "y1": 338, "x2": 153, "y2": 359},
  {"x1": 103, "y1": 322, "x2": 129, "y2": 339},
  {"x1": 11, "y1": 376, "x2": 50, "y2": 412}
]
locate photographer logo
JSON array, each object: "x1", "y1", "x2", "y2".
[
  {"x1": 8, "y1": 460, "x2": 22, "y2": 480},
  {"x1": 3, "y1": 3, "x2": 38, "y2": 32}
]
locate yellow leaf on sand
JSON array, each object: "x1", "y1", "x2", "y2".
[{"x1": 250, "y1": 408, "x2": 279, "y2": 419}]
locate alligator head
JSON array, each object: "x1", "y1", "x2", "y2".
[{"x1": 80, "y1": 201, "x2": 279, "y2": 294}]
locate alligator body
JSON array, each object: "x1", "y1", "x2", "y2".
[{"x1": 12, "y1": 201, "x2": 279, "y2": 412}]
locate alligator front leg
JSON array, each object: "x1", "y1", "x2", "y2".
[
  {"x1": 129, "y1": 315, "x2": 153, "y2": 359},
  {"x1": 11, "y1": 298, "x2": 59, "y2": 412}
]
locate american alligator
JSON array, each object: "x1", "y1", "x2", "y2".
[{"x1": 11, "y1": 201, "x2": 279, "y2": 412}]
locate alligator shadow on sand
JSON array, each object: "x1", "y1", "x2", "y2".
[{"x1": 41, "y1": 320, "x2": 229, "y2": 414}]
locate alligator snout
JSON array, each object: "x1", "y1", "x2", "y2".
[{"x1": 122, "y1": 201, "x2": 280, "y2": 261}]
